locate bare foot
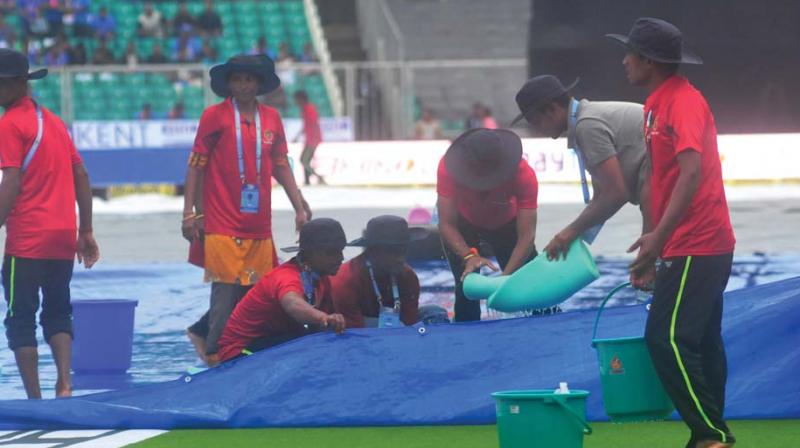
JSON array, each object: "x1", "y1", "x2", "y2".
[
  {"x1": 55, "y1": 380, "x2": 72, "y2": 398},
  {"x1": 186, "y1": 329, "x2": 207, "y2": 363}
]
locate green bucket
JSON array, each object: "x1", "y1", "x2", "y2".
[
  {"x1": 492, "y1": 390, "x2": 592, "y2": 448},
  {"x1": 591, "y1": 283, "x2": 674, "y2": 422}
]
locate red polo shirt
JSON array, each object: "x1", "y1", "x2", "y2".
[
  {"x1": 436, "y1": 158, "x2": 538, "y2": 229},
  {"x1": 217, "y1": 258, "x2": 334, "y2": 362},
  {"x1": 0, "y1": 97, "x2": 81, "y2": 260},
  {"x1": 330, "y1": 254, "x2": 420, "y2": 328},
  {"x1": 644, "y1": 75, "x2": 735, "y2": 258},
  {"x1": 192, "y1": 98, "x2": 289, "y2": 239},
  {"x1": 302, "y1": 102, "x2": 322, "y2": 147}
]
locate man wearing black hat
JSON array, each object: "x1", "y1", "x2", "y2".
[
  {"x1": 182, "y1": 54, "x2": 311, "y2": 366},
  {"x1": 330, "y1": 215, "x2": 426, "y2": 328},
  {"x1": 609, "y1": 18, "x2": 736, "y2": 448},
  {"x1": 0, "y1": 49, "x2": 99, "y2": 398},
  {"x1": 216, "y1": 218, "x2": 348, "y2": 363},
  {"x1": 438, "y1": 128, "x2": 552, "y2": 322},
  {"x1": 512, "y1": 75, "x2": 651, "y2": 261}
]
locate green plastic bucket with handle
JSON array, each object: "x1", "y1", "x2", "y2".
[
  {"x1": 591, "y1": 282, "x2": 674, "y2": 422},
  {"x1": 492, "y1": 390, "x2": 592, "y2": 448}
]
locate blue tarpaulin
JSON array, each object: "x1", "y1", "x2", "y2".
[{"x1": 0, "y1": 277, "x2": 798, "y2": 429}]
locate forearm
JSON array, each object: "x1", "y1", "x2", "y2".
[
  {"x1": 439, "y1": 221, "x2": 471, "y2": 258},
  {"x1": 73, "y1": 165, "x2": 93, "y2": 231},
  {"x1": 273, "y1": 164, "x2": 305, "y2": 213},
  {"x1": 183, "y1": 166, "x2": 203, "y2": 215},
  {"x1": 282, "y1": 296, "x2": 327, "y2": 325},
  {"x1": 503, "y1": 211, "x2": 537, "y2": 274},
  {"x1": 639, "y1": 182, "x2": 654, "y2": 235},
  {"x1": 0, "y1": 174, "x2": 21, "y2": 228},
  {"x1": 654, "y1": 167, "x2": 699, "y2": 241}
]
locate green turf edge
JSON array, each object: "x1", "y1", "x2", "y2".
[{"x1": 130, "y1": 420, "x2": 800, "y2": 448}]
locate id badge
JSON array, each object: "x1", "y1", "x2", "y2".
[
  {"x1": 378, "y1": 307, "x2": 402, "y2": 328},
  {"x1": 240, "y1": 184, "x2": 260, "y2": 213}
]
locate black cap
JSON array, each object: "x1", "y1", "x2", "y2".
[
  {"x1": 209, "y1": 54, "x2": 281, "y2": 98},
  {"x1": 444, "y1": 128, "x2": 523, "y2": 191},
  {"x1": 606, "y1": 18, "x2": 702, "y2": 65},
  {"x1": 348, "y1": 215, "x2": 428, "y2": 247},
  {"x1": 282, "y1": 218, "x2": 347, "y2": 253},
  {"x1": 510, "y1": 75, "x2": 579, "y2": 126},
  {"x1": 0, "y1": 49, "x2": 48, "y2": 80}
]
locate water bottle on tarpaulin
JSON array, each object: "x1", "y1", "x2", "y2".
[{"x1": 554, "y1": 382, "x2": 570, "y2": 394}]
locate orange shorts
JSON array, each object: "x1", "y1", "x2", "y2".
[{"x1": 203, "y1": 234, "x2": 277, "y2": 285}]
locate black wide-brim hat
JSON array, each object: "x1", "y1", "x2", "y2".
[
  {"x1": 606, "y1": 17, "x2": 702, "y2": 65},
  {"x1": 281, "y1": 218, "x2": 347, "y2": 253},
  {"x1": 209, "y1": 54, "x2": 281, "y2": 98},
  {"x1": 0, "y1": 48, "x2": 48, "y2": 80},
  {"x1": 510, "y1": 75, "x2": 579, "y2": 126},
  {"x1": 444, "y1": 128, "x2": 523, "y2": 191},
  {"x1": 348, "y1": 215, "x2": 428, "y2": 247}
]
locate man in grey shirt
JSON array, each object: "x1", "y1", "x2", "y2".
[{"x1": 511, "y1": 75, "x2": 651, "y2": 259}]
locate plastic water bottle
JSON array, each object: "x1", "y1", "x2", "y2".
[{"x1": 554, "y1": 382, "x2": 570, "y2": 394}]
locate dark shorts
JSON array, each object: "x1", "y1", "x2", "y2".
[{"x1": 2, "y1": 256, "x2": 74, "y2": 350}]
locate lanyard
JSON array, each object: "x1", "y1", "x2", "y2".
[
  {"x1": 365, "y1": 260, "x2": 400, "y2": 311},
  {"x1": 22, "y1": 103, "x2": 44, "y2": 172},
  {"x1": 569, "y1": 98, "x2": 591, "y2": 204},
  {"x1": 233, "y1": 98, "x2": 262, "y2": 184},
  {"x1": 300, "y1": 269, "x2": 318, "y2": 306}
]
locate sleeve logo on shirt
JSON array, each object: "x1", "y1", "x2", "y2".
[{"x1": 262, "y1": 130, "x2": 274, "y2": 145}]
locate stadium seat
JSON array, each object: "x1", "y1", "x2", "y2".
[{"x1": 282, "y1": 1, "x2": 305, "y2": 15}]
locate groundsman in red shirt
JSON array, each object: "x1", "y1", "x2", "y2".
[
  {"x1": 609, "y1": 18, "x2": 735, "y2": 448},
  {"x1": 0, "y1": 49, "x2": 99, "y2": 399},
  {"x1": 182, "y1": 54, "x2": 311, "y2": 366}
]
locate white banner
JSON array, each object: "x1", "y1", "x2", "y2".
[
  {"x1": 286, "y1": 133, "x2": 800, "y2": 186},
  {"x1": 73, "y1": 117, "x2": 354, "y2": 150}
]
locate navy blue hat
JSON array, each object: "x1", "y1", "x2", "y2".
[
  {"x1": 511, "y1": 75, "x2": 579, "y2": 126},
  {"x1": 444, "y1": 128, "x2": 523, "y2": 191},
  {"x1": 209, "y1": 54, "x2": 281, "y2": 98},
  {"x1": 0, "y1": 48, "x2": 47, "y2": 80},
  {"x1": 606, "y1": 17, "x2": 702, "y2": 65},
  {"x1": 282, "y1": 218, "x2": 347, "y2": 253},
  {"x1": 348, "y1": 215, "x2": 428, "y2": 247}
]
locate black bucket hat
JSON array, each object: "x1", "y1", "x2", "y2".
[
  {"x1": 606, "y1": 17, "x2": 702, "y2": 65},
  {"x1": 444, "y1": 128, "x2": 523, "y2": 191},
  {"x1": 209, "y1": 54, "x2": 281, "y2": 98},
  {"x1": 281, "y1": 218, "x2": 347, "y2": 253},
  {"x1": 510, "y1": 75, "x2": 579, "y2": 126},
  {"x1": 0, "y1": 48, "x2": 48, "y2": 80},
  {"x1": 348, "y1": 215, "x2": 428, "y2": 247}
]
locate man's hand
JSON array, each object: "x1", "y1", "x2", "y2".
[
  {"x1": 77, "y1": 231, "x2": 100, "y2": 269},
  {"x1": 181, "y1": 215, "x2": 204, "y2": 242},
  {"x1": 630, "y1": 262, "x2": 656, "y2": 291},
  {"x1": 628, "y1": 231, "x2": 665, "y2": 277},
  {"x1": 321, "y1": 313, "x2": 346, "y2": 334},
  {"x1": 544, "y1": 228, "x2": 578, "y2": 261},
  {"x1": 295, "y1": 210, "x2": 309, "y2": 233},
  {"x1": 461, "y1": 256, "x2": 498, "y2": 281}
]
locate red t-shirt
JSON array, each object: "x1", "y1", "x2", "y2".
[
  {"x1": 0, "y1": 97, "x2": 81, "y2": 260},
  {"x1": 217, "y1": 258, "x2": 334, "y2": 362},
  {"x1": 330, "y1": 254, "x2": 420, "y2": 328},
  {"x1": 302, "y1": 103, "x2": 322, "y2": 147},
  {"x1": 193, "y1": 98, "x2": 288, "y2": 239},
  {"x1": 436, "y1": 158, "x2": 538, "y2": 229},
  {"x1": 644, "y1": 75, "x2": 735, "y2": 258}
]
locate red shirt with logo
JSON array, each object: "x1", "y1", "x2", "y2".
[
  {"x1": 644, "y1": 75, "x2": 735, "y2": 257},
  {"x1": 302, "y1": 103, "x2": 322, "y2": 147},
  {"x1": 217, "y1": 259, "x2": 334, "y2": 362},
  {"x1": 0, "y1": 97, "x2": 81, "y2": 260},
  {"x1": 193, "y1": 98, "x2": 289, "y2": 239},
  {"x1": 436, "y1": 158, "x2": 538, "y2": 229},
  {"x1": 330, "y1": 254, "x2": 420, "y2": 328}
]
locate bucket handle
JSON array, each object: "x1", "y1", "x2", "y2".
[
  {"x1": 547, "y1": 396, "x2": 593, "y2": 435},
  {"x1": 591, "y1": 282, "x2": 641, "y2": 342}
]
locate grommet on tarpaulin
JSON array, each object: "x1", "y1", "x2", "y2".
[{"x1": 417, "y1": 326, "x2": 427, "y2": 336}]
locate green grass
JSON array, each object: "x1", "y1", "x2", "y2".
[{"x1": 133, "y1": 420, "x2": 800, "y2": 448}]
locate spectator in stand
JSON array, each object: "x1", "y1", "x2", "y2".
[
  {"x1": 199, "y1": 39, "x2": 217, "y2": 63},
  {"x1": 276, "y1": 42, "x2": 294, "y2": 63},
  {"x1": 0, "y1": 0, "x2": 14, "y2": 14},
  {"x1": 414, "y1": 109, "x2": 444, "y2": 140},
  {"x1": 66, "y1": 0, "x2": 93, "y2": 38},
  {"x1": 171, "y1": 2, "x2": 194, "y2": 36},
  {"x1": 481, "y1": 106, "x2": 498, "y2": 129},
  {"x1": 122, "y1": 40, "x2": 139, "y2": 67},
  {"x1": 137, "y1": 103, "x2": 153, "y2": 120},
  {"x1": 147, "y1": 43, "x2": 168, "y2": 64},
  {"x1": 44, "y1": 36, "x2": 70, "y2": 65},
  {"x1": 43, "y1": 1, "x2": 64, "y2": 36},
  {"x1": 137, "y1": 2, "x2": 165, "y2": 39},
  {"x1": 275, "y1": 42, "x2": 296, "y2": 85},
  {"x1": 0, "y1": 14, "x2": 16, "y2": 47},
  {"x1": 92, "y1": 6, "x2": 116, "y2": 40},
  {"x1": 196, "y1": 0, "x2": 222, "y2": 37},
  {"x1": 168, "y1": 101, "x2": 185, "y2": 119},
  {"x1": 298, "y1": 42, "x2": 317, "y2": 63},
  {"x1": 90, "y1": 37, "x2": 114, "y2": 64},
  {"x1": 172, "y1": 29, "x2": 200, "y2": 61},
  {"x1": 25, "y1": 5, "x2": 52, "y2": 39},
  {"x1": 250, "y1": 36, "x2": 275, "y2": 60},
  {"x1": 67, "y1": 41, "x2": 86, "y2": 64},
  {"x1": 465, "y1": 102, "x2": 483, "y2": 129}
]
